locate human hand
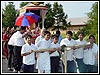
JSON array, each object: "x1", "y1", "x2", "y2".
[
  {"x1": 29, "y1": 50, "x2": 33, "y2": 54},
  {"x1": 71, "y1": 46, "x2": 76, "y2": 50}
]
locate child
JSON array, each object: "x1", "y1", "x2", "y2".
[
  {"x1": 55, "y1": 30, "x2": 62, "y2": 44},
  {"x1": 35, "y1": 31, "x2": 51, "y2": 73},
  {"x1": 50, "y1": 34, "x2": 61, "y2": 73},
  {"x1": 21, "y1": 35, "x2": 37, "y2": 73},
  {"x1": 60, "y1": 31, "x2": 77, "y2": 73},
  {"x1": 83, "y1": 35, "x2": 98, "y2": 73},
  {"x1": 74, "y1": 32, "x2": 87, "y2": 73}
]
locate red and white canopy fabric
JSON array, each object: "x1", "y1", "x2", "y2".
[{"x1": 26, "y1": 6, "x2": 48, "y2": 10}]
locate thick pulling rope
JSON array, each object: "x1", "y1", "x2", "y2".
[
  {"x1": 61, "y1": 44, "x2": 93, "y2": 73},
  {"x1": 32, "y1": 44, "x2": 95, "y2": 73},
  {"x1": 32, "y1": 44, "x2": 93, "y2": 52}
]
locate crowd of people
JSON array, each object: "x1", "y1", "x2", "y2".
[{"x1": 2, "y1": 26, "x2": 98, "y2": 73}]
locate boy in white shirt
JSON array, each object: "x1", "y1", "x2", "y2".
[
  {"x1": 83, "y1": 35, "x2": 98, "y2": 73},
  {"x1": 60, "y1": 31, "x2": 77, "y2": 73},
  {"x1": 50, "y1": 34, "x2": 61, "y2": 73},
  {"x1": 21, "y1": 35, "x2": 37, "y2": 73},
  {"x1": 35, "y1": 31, "x2": 51, "y2": 73},
  {"x1": 74, "y1": 32, "x2": 87, "y2": 73}
]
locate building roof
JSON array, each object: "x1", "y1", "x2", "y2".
[{"x1": 66, "y1": 17, "x2": 89, "y2": 25}]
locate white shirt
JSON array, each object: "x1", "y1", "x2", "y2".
[
  {"x1": 35, "y1": 35, "x2": 52, "y2": 44},
  {"x1": 50, "y1": 42, "x2": 60, "y2": 57},
  {"x1": 60, "y1": 38, "x2": 76, "y2": 61},
  {"x1": 13, "y1": 31, "x2": 25, "y2": 46},
  {"x1": 35, "y1": 35, "x2": 44, "y2": 44},
  {"x1": 35, "y1": 39, "x2": 51, "y2": 70},
  {"x1": 74, "y1": 39, "x2": 87, "y2": 59},
  {"x1": 83, "y1": 42, "x2": 98, "y2": 65},
  {"x1": 8, "y1": 34, "x2": 14, "y2": 45},
  {"x1": 21, "y1": 43, "x2": 37, "y2": 65}
]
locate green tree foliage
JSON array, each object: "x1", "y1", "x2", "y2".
[
  {"x1": 20, "y1": 2, "x2": 29, "y2": 8},
  {"x1": 80, "y1": 2, "x2": 98, "y2": 44},
  {"x1": 72, "y1": 32, "x2": 78, "y2": 40},
  {"x1": 44, "y1": 2, "x2": 70, "y2": 30},
  {"x1": 52, "y1": 2, "x2": 70, "y2": 30},
  {"x1": 44, "y1": 3, "x2": 55, "y2": 29},
  {"x1": 2, "y1": 2, "x2": 17, "y2": 27}
]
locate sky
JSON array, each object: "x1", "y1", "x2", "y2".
[{"x1": 1, "y1": 1, "x2": 97, "y2": 18}]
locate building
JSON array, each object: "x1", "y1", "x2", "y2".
[
  {"x1": 51, "y1": 17, "x2": 89, "y2": 35},
  {"x1": 66, "y1": 17, "x2": 89, "y2": 33}
]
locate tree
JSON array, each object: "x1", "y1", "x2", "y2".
[
  {"x1": 44, "y1": 2, "x2": 70, "y2": 30},
  {"x1": 44, "y1": 3, "x2": 55, "y2": 29},
  {"x1": 52, "y1": 2, "x2": 70, "y2": 30},
  {"x1": 2, "y1": 2, "x2": 17, "y2": 27},
  {"x1": 20, "y1": 2, "x2": 28, "y2": 8},
  {"x1": 80, "y1": 2, "x2": 98, "y2": 44}
]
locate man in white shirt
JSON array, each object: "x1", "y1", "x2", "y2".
[
  {"x1": 12, "y1": 26, "x2": 29, "y2": 73},
  {"x1": 60, "y1": 31, "x2": 77, "y2": 73},
  {"x1": 35, "y1": 28, "x2": 52, "y2": 44},
  {"x1": 83, "y1": 35, "x2": 98, "y2": 73},
  {"x1": 74, "y1": 32, "x2": 87, "y2": 73},
  {"x1": 35, "y1": 28, "x2": 46, "y2": 44},
  {"x1": 7, "y1": 33, "x2": 15, "y2": 71}
]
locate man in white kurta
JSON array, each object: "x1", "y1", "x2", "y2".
[
  {"x1": 35, "y1": 28, "x2": 52, "y2": 44},
  {"x1": 35, "y1": 28, "x2": 46, "y2": 44},
  {"x1": 83, "y1": 35, "x2": 98, "y2": 73}
]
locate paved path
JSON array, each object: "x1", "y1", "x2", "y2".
[
  {"x1": 2, "y1": 57, "x2": 38, "y2": 74},
  {"x1": 1, "y1": 55, "x2": 64, "y2": 74},
  {"x1": 2, "y1": 57, "x2": 12, "y2": 73}
]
